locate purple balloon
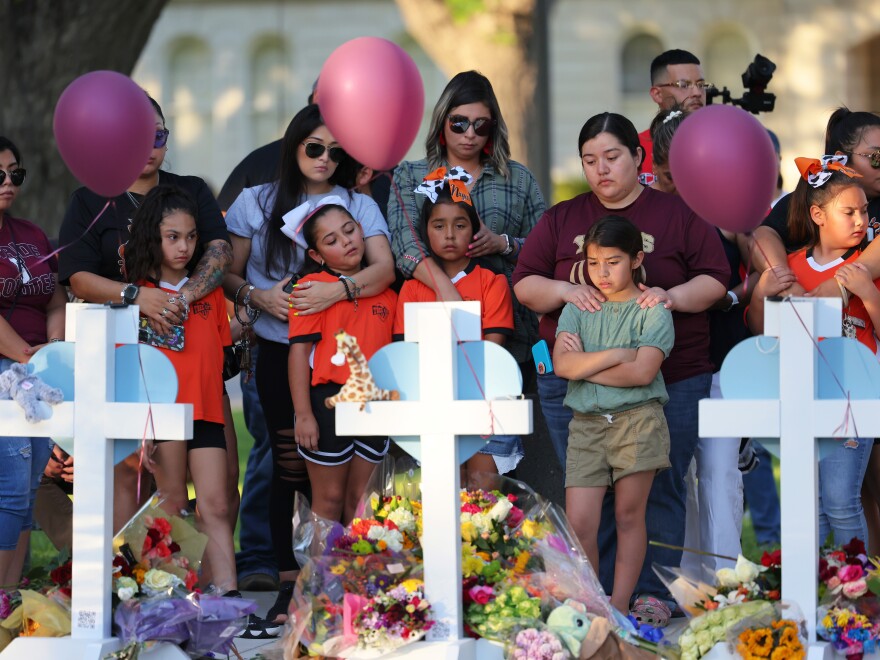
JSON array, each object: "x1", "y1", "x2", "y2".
[
  {"x1": 317, "y1": 38, "x2": 425, "y2": 171},
  {"x1": 668, "y1": 105, "x2": 777, "y2": 233},
  {"x1": 53, "y1": 71, "x2": 156, "y2": 198}
]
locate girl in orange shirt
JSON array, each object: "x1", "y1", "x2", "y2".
[{"x1": 125, "y1": 185, "x2": 236, "y2": 593}]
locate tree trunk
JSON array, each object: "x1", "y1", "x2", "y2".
[
  {"x1": 0, "y1": 0, "x2": 168, "y2": 236},
  {"x1": 394, "y1": 0, "x2": 539, "y2": 169}
]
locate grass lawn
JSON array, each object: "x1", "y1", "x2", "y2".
[{"x1": 28, "y1": 414, "x2": 778, "y2": 571}]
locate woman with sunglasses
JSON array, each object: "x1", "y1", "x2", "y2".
[
  {"x1": 58, "y1": 94, "x2": 234, "y2": 535},
  {"x1": 223, "y1": 103, "x2": 394, "y2": 626},
  {"x1": 0, "y1": 136, "x2": 68, "y2": 588},
  {"x1": 388, "y1": 71, "x2": 544, "y2": 471}
]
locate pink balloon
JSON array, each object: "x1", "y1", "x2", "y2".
[
  {"x1": 54, "y1": 71, "x2": 156, "y2": 198},
  {"x1": 668, "y1": 105, "x2": 777, "y2": 233},
  {"x1": 317, "y1": 38, "x2": 424, "y2": 171}
]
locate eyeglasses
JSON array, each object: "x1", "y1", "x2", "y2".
[
  {"x1": 303, "y1": 142, "x2": 346, "y2": 163},
  {"x1": 655, "y1": 80, "x2": 715, "y2": 91},
  {"x1": 447, "y1": 115, "x2": 496, "y2": 136},
  {"x1": 854, "y1": 150, "x2": 880, "y2": 169},
  {"x1": 0, "y1": 169, "x2": 26, "y2": 187},
  {"x1": 154, "y1": 129, "x2": 170, "y2": 149}
]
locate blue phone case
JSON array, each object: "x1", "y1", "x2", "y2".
[{"x1": 531, "y1": 339, "x2": 553, "y2": 375}]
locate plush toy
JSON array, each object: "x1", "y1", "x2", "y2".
[
  {"x1": 0, "y1": 363, "x2": 64, "y2": 423},
  {"x1": 325, "y1": 330, "x2": 399, "y2": 410},
  {"x1": 546, "y1": 598, "x2": 592, "y2": 657}
]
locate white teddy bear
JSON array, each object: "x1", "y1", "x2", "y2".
[{"x1": 0, "y1": 363, "x2": 64, "y2": 423}]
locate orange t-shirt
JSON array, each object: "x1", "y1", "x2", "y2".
[
  {"x1": 788, "y1": 247, "x2": 880, "y2": 353},
  {"x1": 288, "y1": 270, "x2": 397, "y2": 386},
  {"x1": 392, "y1": 261, "x2": 514, "y2": 341},
  {"x1": 141, "y1": 282, "x2": 231, "y2": 423}
]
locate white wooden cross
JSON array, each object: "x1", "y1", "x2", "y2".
[
  {"x1": 1, "y1": 303, "x2": 192, "y2": 660},
  {"x1": 335, "y1": 302, "x2": 532, "y2": 659},
  {"x1": 699, "y1": 297, "x2": 880, "y2": 660}
]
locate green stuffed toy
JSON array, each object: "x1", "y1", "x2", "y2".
[{"x1": 546, "y1": 598, "x2": 591, "y2": 656}]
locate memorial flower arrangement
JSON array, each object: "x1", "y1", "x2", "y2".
[
  {"x1": 355, "y1": 579, "x2": 434, "y2": 648},
  {"x1": 817, "y1": 607, "x2": 880, "y2": 659},
  {"x1": 678, "y1": 600, "x2": 777, "y2": 660},
  {"x1": 685, "y1": 554, "x2": 781, "y2": 612},
  {"x1": 0, "y1": 554, "x2": 74, "y2": 650},
  {"x1": 737, "y1": 618, "x2": 805, "y2": 660},
  {"x1": 820, "y1": 538, "x2": 873, "y2": 605}
]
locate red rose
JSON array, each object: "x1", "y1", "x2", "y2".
[
  {"x1": 843, "y1": 537, "x2": 866, "y2": 557},
  {"x1": 51, "y1": 562, "x2": 72, "y2": 586},
  {"x1": 153, "y1": 518, "x2": 172, "y2": 537},
  {"x1": 761, "y1": 549, "x2": 781, "y2": 568}
]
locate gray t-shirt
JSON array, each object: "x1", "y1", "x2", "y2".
[
  {"x1": 225, "y1": 183, "x2": 391, "y2": 343},
  {"x1": 556, "y1": 299, "x2": 674, "y2": 415}
]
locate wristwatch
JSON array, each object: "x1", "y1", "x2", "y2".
[
  {"x1": 500, "y1": 234, "x2": 514, "y2": 256},
  {"x1": 121, "y1": 283, "x2": 140, "y2": 306},
  {"x1": 724, "y1": 289, "x2": 740, "y2": 312}
]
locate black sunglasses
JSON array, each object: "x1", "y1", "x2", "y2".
[
  {"x1": 303, "y1": 142, "x2": 346, "y2": 163},
  {"x1": 155, "y1": 129, "x2": 170, "y2": 149},
  {"x1": 0, "y1": 169, "x2": 26, "y2": 186},
  {"x1": 447, "y1": 115, "x2": 496, "y2": 137}
]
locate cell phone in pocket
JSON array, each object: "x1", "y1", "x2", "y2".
[
  {"x1": 531, "y1": 339, "x2": 553, "y2": 375},
  {"x1": 282, "y1": 273, "x2": 302, "y2": 294}
]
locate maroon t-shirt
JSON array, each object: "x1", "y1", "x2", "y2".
[
  {"x1": 0, "y1": 216, "x2": 58, "y2": 357},
  {"x1": 512, "y1": 188, "x2": 729, "y2": 384}
]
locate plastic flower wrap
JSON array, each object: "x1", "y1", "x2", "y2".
[
  {"x1": 737, "y1": 618, "x2": 805, "y2": 660},
  {"x1": 677, "y1": 600, "x2": 776, "y2": 660},
  {"x1": 817, "y1": 606, "x2": 880, "y2": 658},
  {"x1": 354, "y1": 579, "x2": 434, "y2": 653},
  {"x1": 465, "y1": 583, "x2": 542, "y2": 641},
  {"x1": 107, "y1": 597, "x2": 197, "y2": 660},
  {"x1": 112, "y1": 495, "x2": 207, "y2": 592},
  {"x1": 0, "y1": 590, "x2": 71, "y2": 639},
  {"x1": 184, "y1": 593, "x2": 256, "y2": 656}
]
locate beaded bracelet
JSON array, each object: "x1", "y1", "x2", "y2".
[
  {"x1": 340, "y1": 275, "x2": 361, "y2": 298},
  {"x1": 339, "y1": 276, "x2": 358, "y2": 310}
]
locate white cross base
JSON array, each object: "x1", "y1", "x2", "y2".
[
  {"x1": 336, "y1": 302, "x2": 531, "y2": 658},
  {"x1": 699, "y1": 297, "x2": 880, "y2": 660},
  {"x1": 1, "y1": 304, "x2": 192, "y2": 660}
]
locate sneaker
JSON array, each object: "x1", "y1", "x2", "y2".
[
  {"x1": 238, "y1": 573, "x2": 280, "y2": 592},
  {"x1": 738, "y1": 438, "x2": 760, "y2": 473}
]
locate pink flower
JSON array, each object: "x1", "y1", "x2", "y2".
[
  {"x1": 842, "y1": 579, "x2": 869, "y2": 599},
  {"x1": 507, "y1": 506, "x2": 525, "y2": 528},
  {"x1": 839, "y1": 564, "x2": 865, "y2": 583},
  {"x1": 827, "y1": 576, "x2": 842, "y2": 591},
  {"x1": 461, "y1": 503, "x2": 482, "y2": 514},
  {"x1": 468, "y1": 585, "x2": 494, "y2": 605}
]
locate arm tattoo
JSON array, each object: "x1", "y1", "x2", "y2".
[{"x1": 181, "y1": 240, "x2": 232, "y2": 302}]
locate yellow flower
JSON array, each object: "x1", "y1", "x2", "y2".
[
  {"x1": 771, "y1": 646, "x2": 793, "y2": 660},
  {"x1": 752, "y1": 629, "x2": 773, "y2": 657},
  {"x1": 400, "y1": 579, "x2": 423, "y2": 593},
  {"x1": 514, "y1": 551, "x2": 531, "y2": 574},
  {"x1": 132, "y1": 567, "x2": 146, "y2": 585},
  {"x1": 520, "y1": 520, "x2": 542, "y2": 539},
  {"x1": 330, "y1": 564, "x2": 346, "y2": 575},
  {"x1": 461, "y1": 521, "x2": 477, "y2": 542},
  {"x1": 462, "y1": 555, "x2": 484, "y2": 577}
]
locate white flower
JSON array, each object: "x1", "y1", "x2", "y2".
[
  {"x1": 142, "y1": 569, "x2": 182, "y2": 595},
  {"x1": 734, "y1": 554, "x2": 762, "y2": 584},
  {"x1": 367, "y1": 525, "x2": 404, "y2": 552},
  {"x1": 716, "y1": 568, "x2": 739, "y2": 588},
  {"x1": 115, "y1": 576, "x2": 139, "y2": 602},
  {"x1": 470, "y1": 512, "x2": 491, "y2": 534},
  {"x1": 488, "y1": 498, "x2": 513, "y2": 522},
  {"x1": 387, "y1": 508, "x2": 416, "y2": 534}
]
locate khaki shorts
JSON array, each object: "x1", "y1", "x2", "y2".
[{"x1": 565, "y1": 401, "x2": 671, "y2": 488}]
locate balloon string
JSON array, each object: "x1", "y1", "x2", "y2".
[
  {"x1": 782, "y1": 296, "x2": 861, "y2": 441},
  {"x1": 385, "y1": 174, "x2": 494, "y2": 434},
  {"x1": 134, "y1": 317, "x2": 157, "y2": 503},
  {"x1": 32, "y1": 199, "x2": 113, "y2": 269}
]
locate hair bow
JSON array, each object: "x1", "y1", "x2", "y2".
[
  {"x1": 281, "y1": 194, "x2": 349, "y2": 250},
  {"x1": 413, "y1": 166, "x2": 473, "y2": 206},
  {"x1": 795, "y1": 154, "x2": 862, "y2": 188},
  {"x1": 663, "y1": 110, "x2": 683, "y2": 124}
]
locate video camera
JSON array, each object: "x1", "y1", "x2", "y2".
[{"x1": 706, "y1": 54, "x2": 776, "y2": 114}]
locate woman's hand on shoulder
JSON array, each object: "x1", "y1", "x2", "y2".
[
  {"x1": 251, "y1": 280, "x2": 291, "y2": 321},
  {"x1": 637, "y1": 284, "x2": 673, "y2": 310},
  {"x1": 562, "y1": 284, "x2": 605, "y2": 313},
  {"x1": 139, "y1": 288, "x2": 183, "y2": 333},
  {"x1": 466, "y1": 222, "x2": 505, "y2": 259},
  {"x1": 294, "y1": 414, "x2": 319, "y2": 451},
  {"x1": 289, "y1": 278, "x2": 345, "y2": 316}
]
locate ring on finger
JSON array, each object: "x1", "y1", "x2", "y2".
[{"x1": 161, "y1": 308, "x2": 168, "y2": 316}]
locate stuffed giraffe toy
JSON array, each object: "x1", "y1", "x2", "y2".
[{"x1": 325, "y1": 329, "x2": 399, "y2": 410}]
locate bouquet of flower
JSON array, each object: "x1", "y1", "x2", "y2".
[
  {"x1": 354, "y1": 579, "x2": 434, "y2": 652},
  {"x1": 737, "y1": 618, "x2": 805, "y2": 660},
  {"x1": 464, "y1": 583, "x2": 542, "y2": 640},
  {"x1": 678, "y1": 600, "x2": 776, "y2": 660},
  {"x1": 817, "y1": 606, "x2": 880, "y2": 659},
  {"x1": 821, "y1": 538, "x2": 873, "y2": 605}
]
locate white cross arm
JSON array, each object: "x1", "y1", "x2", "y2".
[
  {"x1": 0, "y1": 402, "x2": 192, "y2": 440},
  {"x1": 698, "y1": 399, "x2": 779, "y2": 437},
  {"x1": 335, "y1": 400, "x2": 532, "y2": 437}
]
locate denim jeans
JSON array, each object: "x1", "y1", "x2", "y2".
[
  {"x1": 535, "y1": 372, "x2": 573, "y2": 470},
  {"x1": 234, "y1": 345, "x2": 278, "y2": 580},
  {"x1": 597, "y1": 371, "x2": 712, "y2": 600},
  {"x1": 818, "y1": 437, "x2": 872, "y2": 546},
  {"x1": 743, "y1": 443, "x2": 781, "y2": 545},
  {"x1": 0, "y1": 358, "x2": 54, "y2": 550}
]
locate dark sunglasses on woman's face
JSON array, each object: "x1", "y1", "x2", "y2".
[
  {"x1": 0, "y1": 169, "x2": 26, "y2": 186},
  {"x1": 303, "y1": 142, "x2": 346, "y2": 163},
  {"x1": 447, "y1": 115, "x2": 496, "y2": 137},
  {"x1": 854, "y1": 150, "x2": 880, "y2": 169},
  {"x1": 155, "y1": 129, "x2": 170, "y2": 149}
]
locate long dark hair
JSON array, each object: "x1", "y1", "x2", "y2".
[
  {"x1": 425, "y1": 71, "x2": 511, "y2": 178},
  {"x1": 300, "y1": 203, "x2": 365, "y2": 275},
  {"x1": 583, "y1": 215, "x2": 645, "y2": 286},
  {"x1": 261, "y1": 104, "x2": 351, "y2": 277},
  {"x1": 0, "y1": 137, "x2": 22, "y2": 164},
  {"x1": 825, "y1": 107, "x2": 880, "y2": 154},
  {"x1": 578, "y1": 113, "x2": 643, "y2": 167},
  {"x1": 418, "y1": 184, "x2": 481, "y2": 253},
  {"x1": 125, "y1": 185, "x2": 200, "y2": 283},
  {"x1": 787, "y1": 170, "x2": 861, "y2": 249}
]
